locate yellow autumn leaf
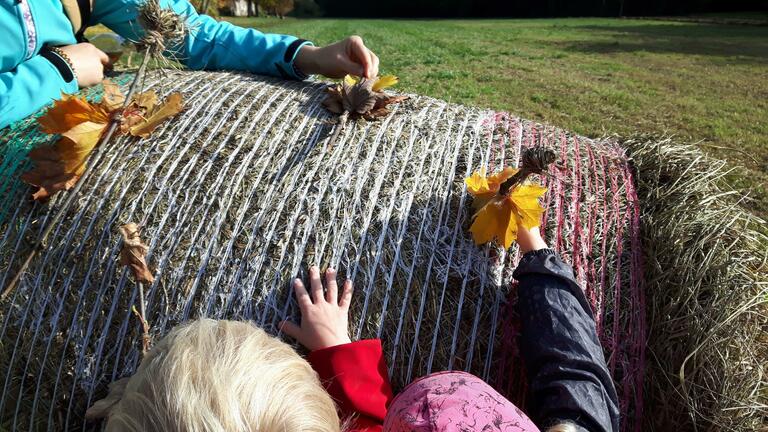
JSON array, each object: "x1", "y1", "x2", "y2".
[
  {"x1": 465, "y1": 169, "x2": 491, "y2": 195},
  {"x1": 465, "y1": 167, "x2": 518, "y2": 196},
  {"x1": 465, "y1": 166, "x2": 519, "y2": 210},
  {"x1": 468, "y1": 182, "x2": 547, "y2": 249},
  {"x1": 373, "y1": 75, "x2": 398, "y2": 91},
  {"x1": 470, "y1": 196, "x2": 517, "y2": 248},
  {"x1": 344, "y1": 75, "x2": 359, "y2": 86},
  {"x1": 509, "y1": 183, "x2": 548, "y2": 229}
]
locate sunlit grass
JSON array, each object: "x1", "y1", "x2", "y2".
[{"x1": 90, "y1": 17, "x2": 768, "y2": 216}]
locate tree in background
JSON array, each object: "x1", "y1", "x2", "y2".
[
  {"x1": 191, "y1": 0, "x2": 220, "y2": 16},
  {"x1": 248, "y1": 0, "x2": 259, "y2": 16},
  {"x1": 260, "y1": 0, "x2": 294, "y2": 17},
  {"x1": 217, "y1": 0, "x2": 259, "y2": 16},
  {"x1": 292, "y1": 0, "x2": 323, "y2": 16}
]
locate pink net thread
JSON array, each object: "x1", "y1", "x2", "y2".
[{"x1": 484, "y1": 112, "x2": 645, "y2": 431}]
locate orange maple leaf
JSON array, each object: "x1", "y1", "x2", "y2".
[
  {"x1": 37, "y1": 94, "x2": 109, "y2": 134},
  {"x1": 23, "y1": 81, "x2": 184, "y2": 201},
  {"x1": 23, "y1": 116, "x2": 109, "y2": 201},
  {"x1": 466, "y1": 168, "x2": 547, "y2": 249}
]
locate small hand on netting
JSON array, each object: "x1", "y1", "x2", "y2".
[{"x1": 280, "y1": 266, "x2": 354, "y2": 351}]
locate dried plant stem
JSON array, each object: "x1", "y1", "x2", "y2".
[
  {"x1": 328, "y1": 110, "x2": 349, "y2": 147},
  {"x1": 1, "y1": 52, "x2": 152, "y2": 300},
  {"x1": 131, "y1": 284, "x2": 151, "y2": 355}
]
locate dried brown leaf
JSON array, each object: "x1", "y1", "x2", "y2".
[
  {"x1": 102, "y1": 80, "x2": 126, "y2": 111},
  {"x1": 322, "y1": 87, "x2": 344, "y2": 114},
  {"x1": 323, "y1": 75, "x2": 407, "y2": 120},
  {"x1": 119, "y1": 223, "x2": 155, "y2": 284},
  {"x1": 128, "y1": 92, "x2": 183, "y2": 138},
  {"x1": 363, "y1": 107, "x2": 391, "y2": 120},
  {"x1": 342, "y1": 77, "x2": 377, "y2": 114},
  {"x1": 374, "y1": 94, "x2": 409, "y2": 110}
]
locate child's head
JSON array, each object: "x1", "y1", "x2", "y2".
[{"x1": 87, "y1": 319, "x2": 340, "y2": 432}]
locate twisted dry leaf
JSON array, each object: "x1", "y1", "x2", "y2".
[
  {"x1": 342, "y1": 77, "x2": 377, "y2": 114},
  {"x1": 119, "y1": 223, "x2": 155, "y2": 284},
  {"x1": 323, "y1": 74, "x2": 408, "y2": 120}
]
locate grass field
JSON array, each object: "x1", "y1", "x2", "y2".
[{"x1": 218, "y1": 17, "x2": 768, "y2": 216}]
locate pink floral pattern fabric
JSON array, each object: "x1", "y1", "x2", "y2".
[
  {"x1": 383, "y1": 371, "x2": 540, "y2": 432},
  {"x1": 18, "y1": 0, "x2": 37, "y2": 59}
]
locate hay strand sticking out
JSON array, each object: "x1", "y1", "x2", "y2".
[{"x1": 625, "y1": 136, "x2": 768, "y2": 431}]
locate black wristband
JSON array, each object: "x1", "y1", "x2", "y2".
[
  {"x1": 284, "y1": 38, "x2": 309, "y2": 63},
  {"x1": 40, "y1": 48, "x2": 75, "y2": 83}
]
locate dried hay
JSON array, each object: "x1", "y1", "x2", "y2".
[
  {"x1": 2, "y1": 69, "x2": 760, "y2": 432},
  {"x1": 624, "y1": 137, "x2": 768, "y2": 431}
]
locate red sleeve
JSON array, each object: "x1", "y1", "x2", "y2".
[{"x1": 308, "y1": 339, "x2": 393, "y2": 432}]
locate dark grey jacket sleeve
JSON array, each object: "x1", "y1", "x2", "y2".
[{"x1": 513, "y1": 249, "x2": 620, "y2": 432}]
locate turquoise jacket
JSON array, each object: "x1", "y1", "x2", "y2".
[{"x1": 0, "y1": 0, "x2": 312, "y2": 128}]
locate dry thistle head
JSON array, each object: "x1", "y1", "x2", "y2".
[
  {"x1": 137, "y1": 0, "x2": 187, "y2": 59},
  {"x1": 498, "y1": 146, "x2": 557, "y2": 195}
]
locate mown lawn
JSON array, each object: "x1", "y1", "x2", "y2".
[{"x1": 221, "y1": 17, "x2": 768, "y2": 216}]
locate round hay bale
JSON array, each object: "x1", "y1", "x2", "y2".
[{"x1": 0, "y1": 70, "x2": 644, "y2": 431}]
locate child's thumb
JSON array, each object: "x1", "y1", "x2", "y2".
[{"x1": 279, "y1": 320, "x2": 301, "y2": 340}]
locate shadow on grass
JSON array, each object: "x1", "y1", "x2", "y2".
[{"x1": 559, "y1": 24, "x2": 768, "y2": 61}]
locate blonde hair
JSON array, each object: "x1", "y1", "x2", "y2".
[{"x1": 87, "y1": 319, "x2": 340, "y2": 432}]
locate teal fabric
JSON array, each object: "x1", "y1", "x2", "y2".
[{"x1": 0, "y1": 0, "x2": 312, "y2": 128}]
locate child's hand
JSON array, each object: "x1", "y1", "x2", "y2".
[
  {"x1": 58, "y1": 43, "x2": 110, "y2": 88},
  {"x1": 517, "y1": 226, "x2": 549, "y2": 253},
  {"x1": 280, "y1": 266, "x2": 353, "y2": 351},
  {"x1": 293, "y1": 36, "x2": 379, "y2": 79}
]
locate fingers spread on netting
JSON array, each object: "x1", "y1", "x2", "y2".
[
  {"x1": 293, "y1": 278, "x2": 312, "y2": 309},
  {"x1": 325, "y1": 267, "x2": 338, "y2": 304}
]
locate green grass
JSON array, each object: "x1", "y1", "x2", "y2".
[
  {"x1": 690, "y1": 11, "x2": 768, "y2": 21},
  {"x1": 220, "y1": 17, "x2": 768, "y2": 216},
  {"x1": 91, "y1": 17, "x2": 768, "y2": 215}
]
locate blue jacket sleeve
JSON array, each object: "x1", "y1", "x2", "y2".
[
  {"x1": 92, "y1": 0, "x2": 313, "y2": 79},
  {"x1": 513, "y1": 249, "x2": 620, "y2": 432},
  {"x1": 0, "y1": 55, "x2": 79, "y2": 129}
]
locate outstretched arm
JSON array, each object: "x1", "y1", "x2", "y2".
[
  {"x1": 514, "y1": 227, "x2": 620, "y2": 432},
  {"x1": 92, "y1": 0, "x2": 378, "y2": 80}
]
